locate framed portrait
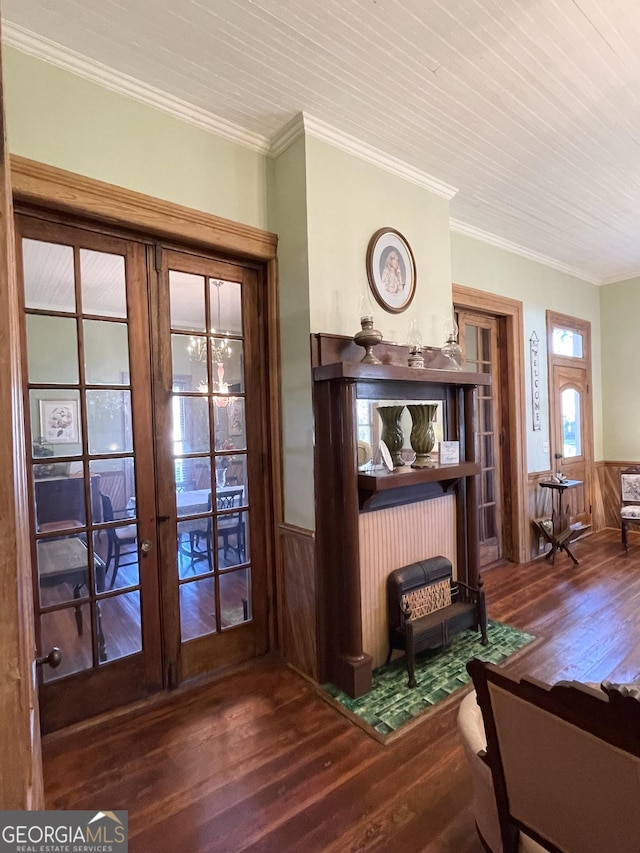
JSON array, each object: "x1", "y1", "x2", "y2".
[
  {"x1": 227, "y1": 398, "x2": 244, "y2": 437},
  {"x1": 366, "y1": 227, "x2": 416, "y2": 314},
  {"x1": 39, "y1": 399, "x2": 80, "y2": 444}
]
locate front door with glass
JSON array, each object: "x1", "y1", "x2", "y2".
[{"x1": 547, "y1": 311, "x2": 593, "y2": 531}]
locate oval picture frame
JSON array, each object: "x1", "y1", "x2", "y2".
[{"x1": 366, "y1": 227, "x2": 416, "y2": 314}]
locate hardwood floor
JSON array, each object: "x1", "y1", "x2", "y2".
[{"x1": 42, "y1": 529, "x2": 640, "y2": 852}]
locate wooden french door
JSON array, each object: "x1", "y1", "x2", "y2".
[
  {"x1": 153, "y1": 249, "x2": 269, "y2": 684},
  {"x1": 16, "y1": 214, "x2": 163, "y2": 732},
  {"x1": 547, "y1": 311, "x2": 594, "y2": 531},
  {"x1": 550, "y1": 365, "x2": 591, "y2": 528},
  {"x1": 16, "y1": 216, "x2": 271, "y2": 731},
  {"x1": 457, "y1": 310, "x2": 504, "y2": 567}
]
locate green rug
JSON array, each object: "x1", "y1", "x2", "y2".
[{"x1": 320, "y1": 620, "x2": 538, "y2": 743}]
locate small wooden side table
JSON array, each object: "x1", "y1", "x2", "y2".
[{"x1": 537, "y1": 479, "x2": 583, "y2": 565}]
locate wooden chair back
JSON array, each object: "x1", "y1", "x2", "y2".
[{"x1": 467, "y1": 658, "x2": 640, "y2": 853}]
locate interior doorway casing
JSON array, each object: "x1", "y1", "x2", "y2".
[
  {"x1": 453, "y1": 284, "x2": 528, "y2": 564},
  {"x1": 546, "y1": 310, "x2": 594, "y2": 532},
  {"x1": 10, "y1": 155, "x2": 284, "y2": 719}
]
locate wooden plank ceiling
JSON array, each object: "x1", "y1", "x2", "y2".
[{"x1": 4, "y1": 0, "x2": 640, "y2": 284}]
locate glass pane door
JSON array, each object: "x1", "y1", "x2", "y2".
[
  {"x1": 17, "y1": 216, "x2": 162, "y2": 732},
  {"x1": 171, "y1": 272, "x2": 251, "y2": 637},
  {"x1": 459, "y1": 310, "x2": 503, "y2": 567},
  {"x1": 155, "y1": 250, "x2": 269, "y2": 684}
]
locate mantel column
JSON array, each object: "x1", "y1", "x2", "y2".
[
  {"x1": 464, "y1": 385, "x2": 480, "y2": 588},
  {"x1": 332, "y1": 379, "x2": 372, "y2": 697}
]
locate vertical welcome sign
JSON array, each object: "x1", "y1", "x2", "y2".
[{"x1": 530, "y1": 331, "x2": 541, "y2": 431}]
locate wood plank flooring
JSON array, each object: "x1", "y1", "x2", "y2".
[{"x1": 42, "y1": 529, "x2": 640, "y2": 852}]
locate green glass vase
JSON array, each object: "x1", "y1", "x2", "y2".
[
  {"x1": 407, "y1": 404, "x2": 437, "y2": 468},
  {"x1": 377, "y1": 405, "x2": 405, "y2": 467}
]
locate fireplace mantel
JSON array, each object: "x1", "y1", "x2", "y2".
[{"x1": 311, "y1": 333, "x2": 491, "y2": 698}]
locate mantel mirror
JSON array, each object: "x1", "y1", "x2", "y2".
[{"x1": 356, "y1": 398, "x2": 444, "y2": 470}]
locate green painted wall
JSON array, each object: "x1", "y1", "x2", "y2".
[
  {"x1": 451, "y1": 232, "x2": 603, "y2": 472},
  {"x1": 4, "y1": 47, "x2": 268, "y2": 228},
  {"x1": 6, "y1": 44, "x2": 615, "y2": 523},
  {"x1": 600, "y1": 278, "x2": 640, "y2": 460},
  {"x1": 270, "y1": 135, "x2": 455, "y2": 529},
  {"x1": 267, "y1": 138, "x2": 315, "y2": 529},
  {"x1": 304, "y1": 136, "x2": 453, "y2": 348}
]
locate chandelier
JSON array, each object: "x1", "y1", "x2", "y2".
[
  {"x1": 186, "y1": 334, "x2": 231, "y2": 364},
  {"x1": 187, "y1": 279, "x2": 232, "y2": 364},
  {"x1": 187, "y1": 280, "x2": 234, "y2": 405}
]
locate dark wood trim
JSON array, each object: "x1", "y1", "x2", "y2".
[
  {"x1": 546, "y1": 310, "x2": 594, "y2": 533},
  {"x1": 0, "y1": 38, "x2": 44, "y2": 805},
  {"x1": 267, "y1": 257, "x2": 284, "y2": 654},
  {"x1": 278, "y1": 523, "x2": 317, "y2": 681},
  {"x1": 313, "y1": 346, "x2": 485, "y2": 697},
  {"x1": 311, "y1": 330, "x2": 457, "y2": 371},
  {"x1": 9, "y1": 159, "x2": 284, "y2": 717},
  {"x1": 10, "y1": 156, "x2": 278, "y2": 262},
  {"x1": 453, "y1": 283, "x2": 528, "y2": 564}
]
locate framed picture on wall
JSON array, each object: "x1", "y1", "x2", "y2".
[
  {"x1": 366, "y1": 227, "x2": 416, "y2": 314},
  {"x1": 227, "y1": 398, "x2": 243, "y2": 437},
  {"x1": 39, "y1": 400, "x2": 80, "y2": 444}
]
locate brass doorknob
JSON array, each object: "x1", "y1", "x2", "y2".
[
  {"x1": 140, "y1": 539, "x2": 152, "y2": 554},
  {"x1": 36, "y1": 647, "x2": 62, "y2": 668}
]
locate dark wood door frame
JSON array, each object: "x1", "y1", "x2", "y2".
[
  {"x1": 9, "y1": 156, "x2": 283, "y2": 720},
  {"x1": 0, "y1": 55, "x2": 45, "y2": 805},
  {"x1": 453, "y1": 284, "x2": 528, "y2": 564},
  {"x1": 546, "y1": 310, "x2": 594, "y2": 532}
]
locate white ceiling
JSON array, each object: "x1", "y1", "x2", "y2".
[{"x1": 5, "y1": 0, "x2": 640, "y2": 285}]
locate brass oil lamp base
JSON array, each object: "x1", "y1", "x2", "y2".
[{"x1": 354, "y1": 317, "x2": 382, "y2": 364}]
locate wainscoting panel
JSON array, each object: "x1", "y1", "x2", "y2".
[
  {"x1": 598, "y1": 461, "x2": 640, "y2": 531},
  {"x1": 359, "y1": 495, "x2": 456, "y2": 669},
  {"x1": 592, "y1": 460, "x2": 606, "y2": 531},
  {"x1": 528, "y1": 462, "x2": 612, "y2": 560},
  {"x1": 279, "y1": 524, "x2": 317, "y2": 681},
  {"x1": 527, "y1": 471, "x2": 554, "y2": 560}
]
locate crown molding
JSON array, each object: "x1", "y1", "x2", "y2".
[
  {"x1": 599, "y1": 268, "x2": 640, "y2": 286},
  {"x1": 269, "y1": 113, "x2": 306, "y2": 159},
  {"x1": 10, "y1": 21, "x2": 629, "y2": 282},
  {"x1": 2, "y1": 22, "x2": 271, "y2": 154},
  {"x1": 270, "y1": 112, "x2": 458, "y2": 200},
  {"x1": 449, "y1": 219, "x2": 602, "y2": 285},
  {"x1": 6, "y1": 23, "x2": 456, "y2": 199}
]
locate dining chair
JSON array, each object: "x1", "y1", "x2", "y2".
[
  {"x1": 100, "y1": 493, "x2": 138, "y2": 588},
  {"x1": 187, "y1": 487, "x2": 245, "y2": 569},
  {"x1": 188, "y1": 492, "x2": 213, "y2": 570},
  {"x1": 217, "y1": 487, "x2": 245, "y2": 561}
]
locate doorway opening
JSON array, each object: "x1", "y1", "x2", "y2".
[
  {"x1": 546, "y1": 311, "x2": 594, "y2": 533},
  {"x1": 453, "y1": 284, "x2": 528, "y2": 567},
  {"x1": 16, "y1": 206, "x2": 278, "y2": 733}
]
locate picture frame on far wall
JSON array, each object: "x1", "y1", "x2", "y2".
[
  {"x1": 366, "y1": 227, "x2": 416, "y2": 314},
  {"x1": 227, "y1": 397, "x2": 243, "y2": 437},
  {"x1": 39, "y1": 399, "x2": 80, "y2": 444}
]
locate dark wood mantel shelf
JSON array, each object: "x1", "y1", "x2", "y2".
[
  {"x1": 312, "y1": 360, "x2": 492, "y2": 387},
  {"x1": 358, "y1": 460, "x2": 481, "y2": 511}
]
